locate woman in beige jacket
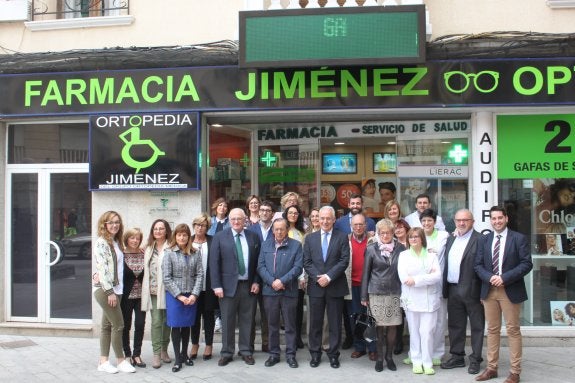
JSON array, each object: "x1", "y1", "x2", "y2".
[{"x1": 141, "y1": 219, "x2": 172, "y2": 368}]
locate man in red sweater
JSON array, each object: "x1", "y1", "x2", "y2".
[{"x1": 347, "y1": 213, "x2": 376, "y2": 361}]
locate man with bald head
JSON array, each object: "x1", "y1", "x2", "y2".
[
  {"x1": 210, "y1": 208, "x2": 262, "y2": 366},
  {"x1": 440, "y1": 209, "x2": 484, "y2": 375}
]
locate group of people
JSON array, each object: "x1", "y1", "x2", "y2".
[{"x1": 92, "y1": 189, "x2": 533, "y2": 383}]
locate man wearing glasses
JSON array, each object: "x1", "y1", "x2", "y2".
[{"x1": 440, "y1": 209, "x2": 484, "y2": 375}]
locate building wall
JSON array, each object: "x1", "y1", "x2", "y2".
[{"x1": 0, "y1": 1, "x2": 574, "y2": 55}]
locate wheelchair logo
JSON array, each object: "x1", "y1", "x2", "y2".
[
  {"x1": 444, "y1": 70, "x2": 500, "y2": 94},
  {"x1": 119, "y1": 119, "x2": 165, "y2": 173}
]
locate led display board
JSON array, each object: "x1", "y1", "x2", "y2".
[{"x1": 239, "y1": 5, "x2": 426, "y2": 68}]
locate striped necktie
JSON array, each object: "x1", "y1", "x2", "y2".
[{"x1": 492, "y1": 234, "x2": 501, "y2": 275}]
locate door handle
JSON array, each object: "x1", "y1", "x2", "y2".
[{"x1": 47, "y1": 240, "x2": 63, "y2": 266}]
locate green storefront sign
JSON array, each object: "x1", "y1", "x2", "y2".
[{"x1": 497, "y1": 114, "x2": 575, "y2": 178}]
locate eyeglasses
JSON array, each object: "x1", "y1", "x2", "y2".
[
  {"x1": 408, "y1": 236, "x2": 421, "y2": 240},
  {"x1": 455, "y1": 219, "x2": 473, "y2": 223},
  {"x1": 353, "y1": 223, "x2": 366, "y2": 227},
  {"x1": 194, "y1": 223, "x2": 207, "y2": 228},
  {"x1": 259, "y1": 208, "x2": 273, "y2": 213},
  {"x1": 378, "y1": 231, "x2": 393, "y2": 236},
  {"x1": 105, "y1": 221, "x2": 121, "y2": 226},
  {"x1": 229, "y1": 217, "x2": 244, "y2": 222}
]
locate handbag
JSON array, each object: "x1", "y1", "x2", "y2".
[{"x1": 354, "y1": 306, "x2": 378, "y2": 343}]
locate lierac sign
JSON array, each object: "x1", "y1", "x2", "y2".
[
  {"x1": 2, "y1": 57, "x2": 575, "y2": 116},
  {"x1": 89, "y1": 112, "x2": 200, "y2": 191}
]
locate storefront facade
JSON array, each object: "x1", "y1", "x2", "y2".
[{"x1": 1, "y1": 55, "x2": 574, "y2": 333}]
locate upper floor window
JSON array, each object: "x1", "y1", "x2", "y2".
[{"x1": 31, "y1": 0, "x2": 129, "y2": 21}]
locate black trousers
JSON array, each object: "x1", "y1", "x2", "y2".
[
  {"x1": 191, "y1": 291, "x2": 216, "y2": 346},
  {"x1": 447, "y1": 284, "x2": 485, "y2": 363},
  {"x1": 120, "y1": 297, "x2": 146, "y2": 357}
]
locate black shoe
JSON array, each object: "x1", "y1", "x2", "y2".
[
  {"x1": 393, "y1": 343, "x2": 403, "y2": 355},
  {"x1": 184, "y1": 357, "x2": 194, "y2": 366},
  {"x1": 218, "y1": 356, "x2": 233, "y2": 366},
  {"x1": 171, "y1": 363, "x2": 182, "y2": 372},
  {"x1": 386, "y1": 358, "x2": 397, "y2": 371},
  {"x1": 341, "y1": 338, "x2": 353, "y2": 350},
  {"x1": 287, "y1": 357, "x2": 298, "y2": 368},
  {"x1": 264, "y1": 356, "x2": 280, "y2": 367},
  {"x1": 375, "y1": 361, "x2": 384, "y2": 372},
  {"x1": 329, "y1": 356, "x2": 340, "y2": 368},
  {"x1": 310, "y1": 356, "x2": 321, "y2": 368},
  {"x1": 131, "y1": 356, "x2": 146, "y2": 368},
  {"x1": 242, "y1": 355, "x2": 255, "y2": 365},
  {"x1": 468, "y1": 361, "x2": 481, "y2": 374},
  {"x1": 441, "y1": 357, "x2": 466, "y2": 369},
  {"x1": 296, "y1": 338, "x2": 305, "y2": 349}
]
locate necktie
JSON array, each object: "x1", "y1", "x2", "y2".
[
  {"x1": 492, "y1": 234, "x2": 501, "y2": 275},
  {"x1": 236, "y1": 234, "x2": 246, "y2": 275},
  {"x1": 322, "y1": 232, "x2": 329, "y2": 262}
]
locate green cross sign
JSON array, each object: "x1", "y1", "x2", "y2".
[
  {"x1": 260, "y1": 151, "x2": 277, "y2": 167},
  {"x1": 240, "y1": 153, "x2": 250, "y2": 167},
  {"x1": 448, "y1": 144, "x2": 468, "y2": 164}
]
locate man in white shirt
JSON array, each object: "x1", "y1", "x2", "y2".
[{"x1": 404, "y1": 194, "x2": 445, "y2": 230}]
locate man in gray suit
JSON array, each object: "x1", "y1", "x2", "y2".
[
  {"x1": 209, "y1": 208, "x2": 261, "y2": 366},
  {"x1": 303, "y1": 206, "x2": 350, "y2": 369},
  {"x1": 440, "y1": 209, "x2": 485, "y2": 375}
]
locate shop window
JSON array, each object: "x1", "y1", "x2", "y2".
[
  {"x1": 8, "y1": 123, "x2": 89, "y2": 164},
  {"x1": 499, "y1": 178, "x2": 575, "y2": 326},
  {"x1": 257, "y1": 143, "x2": 318, "y2": 215},
  {"x1": 208, "y1": 126, "x2": 252, "y2": 212}
]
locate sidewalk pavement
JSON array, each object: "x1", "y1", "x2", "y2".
[{"x1": 0, "y1": 335, "x2": 573, "y2": 383}]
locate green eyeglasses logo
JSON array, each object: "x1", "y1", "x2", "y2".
[
  {"x1": 119, "y1": 116, "x2": 165, "y2": 173},
  {"x1": 444, "y1": 70, "x2": 500, "y2": 94}
]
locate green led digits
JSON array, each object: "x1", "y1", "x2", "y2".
[{"x1": 323, "y1": 17, "x2": 347, "y2": 37}]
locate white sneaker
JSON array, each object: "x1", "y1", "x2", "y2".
[
  {"x1": 97, "y1": 361, "x2": 118, "y2": 374},
  {"x1": 117, "y1": 359, "x2": 136, "y2": 373},
  {"x1": 214, "y1": 317, "x2": 222, "y2": 332}
]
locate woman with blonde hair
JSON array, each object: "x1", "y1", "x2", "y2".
[
  {"x1": 384, "y1": 199, "x2": 403, "y2": 225},
  {"x1": 93, "y1": 211, "x2": 136, "y2": 374},
  {"x1": 141, "y1": 219, "x2": 173, "y2": 368}
]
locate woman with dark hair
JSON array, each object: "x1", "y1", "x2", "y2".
[
  {"x1": 378, "y1": 182, "x2": 397, "y2": 212},
  {"x1": 284, "y1": 204, "x2": 305, "y2": 243},
  {"x1": 398, "y1": 227, "x2": 441, "y2": 375},
  {"x1": 141, "y1": 219, "x2": 173, "y2": 369},
  {"x1": 207, "y1": 197, "x2": 229, "y2": 236},
  {"x1": 163, "y1": 223, "x2": 203, "y2": 372},
  {"x1": 93, "y1": 211, "x2": 136, "y2": 374},
  {"x1": 361, "y1": 218, "x2": 405, "y2": 372},
  {"x1": 189, "y1": 213, "x2": 218, "y2": 361},
  {"x1": 120, "y1": 227, "x2": 146, "y2": 368},
  {"x1": 245, "y1": 195, "x2": 261, "y2": 228}
]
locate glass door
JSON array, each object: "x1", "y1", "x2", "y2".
[{"x1": 8, "y1": 166, "x2": 91, "y2": 323}]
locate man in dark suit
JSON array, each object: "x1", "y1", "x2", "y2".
[
  {"x1": 304, "y1": 205, "x2": 350, "y2": 369},
  {"x1": 246, "y1": 200, "x2": 275, "y2": 353},
  {"x1": 440, "y1": 209, "x2": 485, "y2": 375},
  {"x1": 210, "y1": 208, "x2": 261, "y2": 366},
  {"x1": 474, "y1": 206, "x2": 533, "y2": 383}
]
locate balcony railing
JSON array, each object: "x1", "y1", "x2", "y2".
[
  {"x1": 31, "y1": 0, "x2": 129, "y2": 21},
  {"x1": 261, "y1": 0, "x2": 424, "y2": 9}
]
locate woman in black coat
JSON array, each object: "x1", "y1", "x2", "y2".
[{"x1": 189, "y1": 213, "x2": 219, "y2": 361}]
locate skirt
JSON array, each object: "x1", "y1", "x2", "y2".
[
  {"x1": 369, "y1": 294, "x2": 402, "y2": 326},
  {"x1": 165, "y1": 292, "x2": 197, "y2": 328}
]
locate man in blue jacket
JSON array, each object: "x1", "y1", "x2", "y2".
[
  {"x1": 474, "y1": 206, "x2": 532, "y2": 383},
  {"x1": 257, "y1": 218, "x2": 303, "y2": 368}
]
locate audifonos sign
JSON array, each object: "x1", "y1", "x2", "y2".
[{"x1": 89, "y1": 112, "x2": 200, "y2": 190}]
